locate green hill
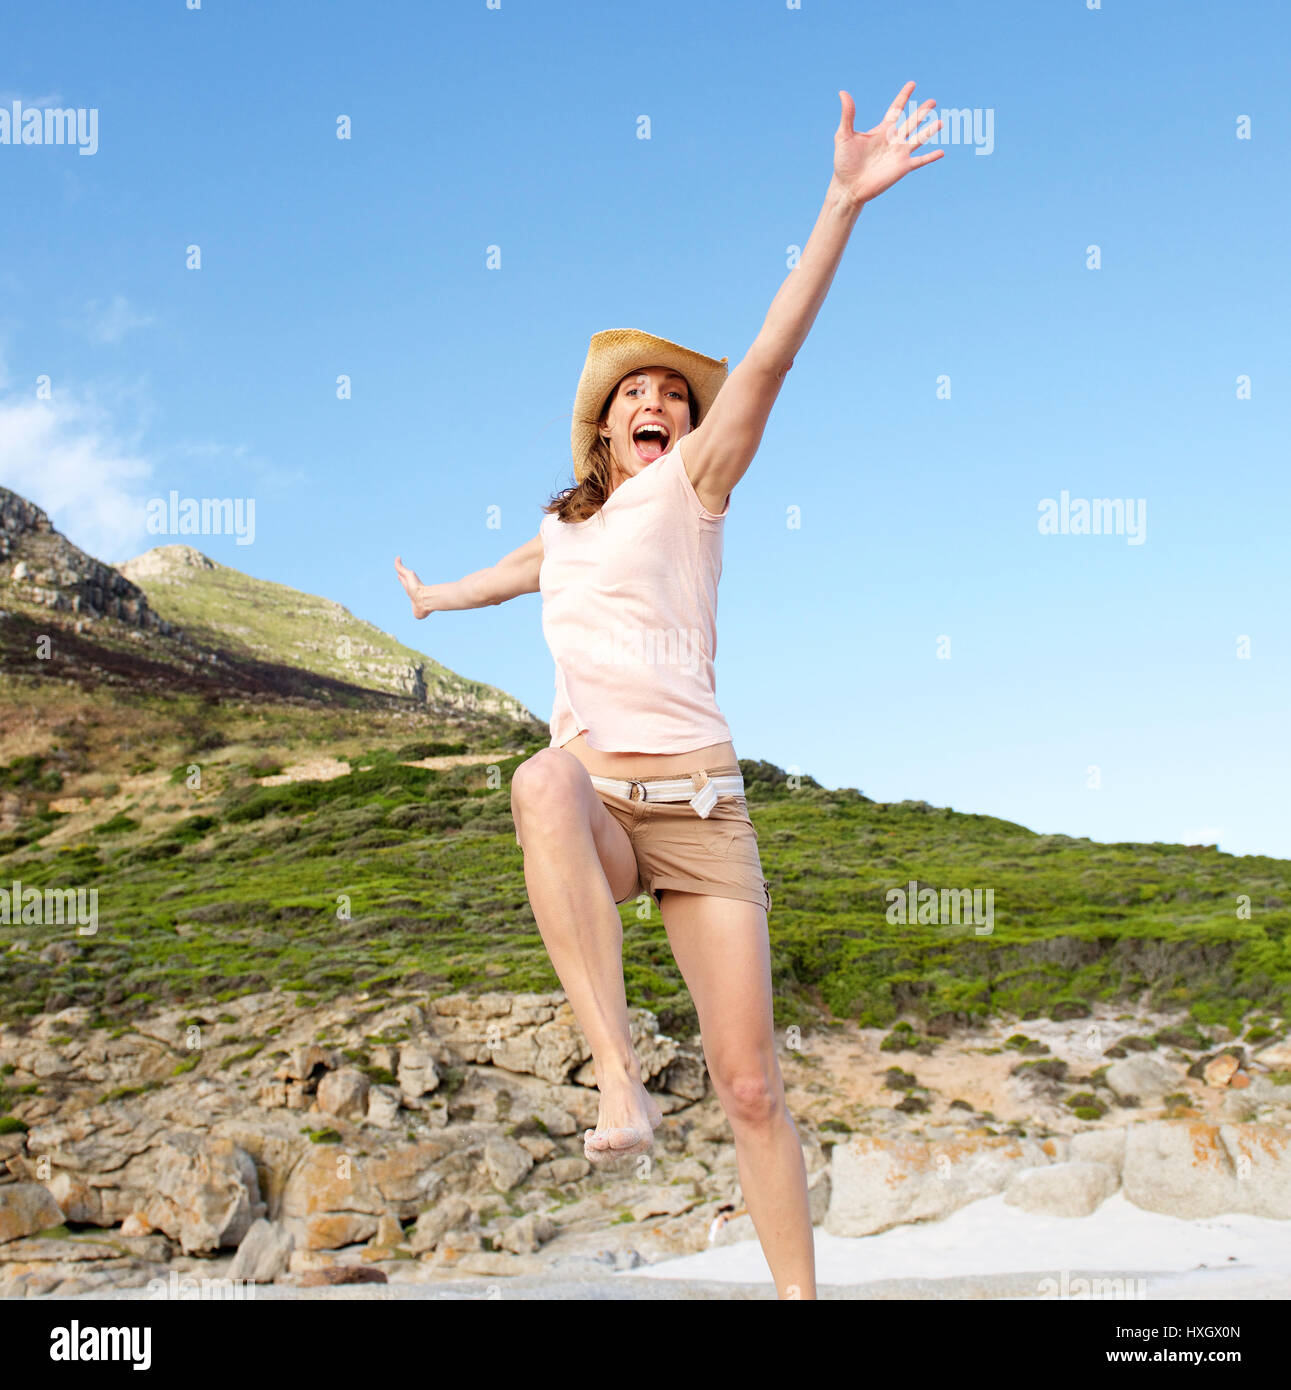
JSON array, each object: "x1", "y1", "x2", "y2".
[{"x1": 117, "y1": 544, "x2": 532, "y2": 722}]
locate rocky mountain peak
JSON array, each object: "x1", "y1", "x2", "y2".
[{"x1": 0, "y1": 485, "x2": 171, "y2": 634}]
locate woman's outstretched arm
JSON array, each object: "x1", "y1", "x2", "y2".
[
  {"x1": 394, "y1": 531, "x2": 543, "y2": 619},
  {"x1": 685, "y1": 82, "x2": 944, "y2": 506}
]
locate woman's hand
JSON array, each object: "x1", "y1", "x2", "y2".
[
  {"x1": 833, "y1": 82, "x2": 944, "y2": 209},
  {"x1": 394, "y1": 555, "x2": 434, "y2": 619}
]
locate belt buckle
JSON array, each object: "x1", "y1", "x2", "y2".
[{"x1": 627, "y1": 779, "x2": 647, "y2": 802}]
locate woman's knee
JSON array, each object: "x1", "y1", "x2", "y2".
[
  {"x1": 510, "y1": 748, "x2": 589, "y2": 826},
  {"x1": 711, "y1": 1064, "x2": 783, "y2": 1127}
]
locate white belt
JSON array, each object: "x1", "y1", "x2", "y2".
[{"x1": 589, "y1": 770, "x2": 743, "y2": 819}]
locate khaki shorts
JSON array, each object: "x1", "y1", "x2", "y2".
[{"x1": 595, "y1": 762, "x2": 773, "y2": 915}]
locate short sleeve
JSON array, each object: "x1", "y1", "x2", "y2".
[{"x1": 674, "y1": 435, "x2": 730, "y2": 523}]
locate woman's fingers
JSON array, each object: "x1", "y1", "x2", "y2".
[
  {"x1": 895, "y1": 97, "x2": 936, "y2": 143},
  {"x1": 909, "y1": 117, "x2": 943, "y2": 149},
  {"x1": 836, "y1": 89, "x2": 856, "y2": 137},
  {"x1": 877, "y1": 80, "x2": 917, "y2": 131}
]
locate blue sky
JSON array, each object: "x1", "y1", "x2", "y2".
[{"x1": 1, "y1": 0, "x2": 1287, "y2": 858}]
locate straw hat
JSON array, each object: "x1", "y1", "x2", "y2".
[{"x1": 570, "y1": 328, "x2": 729, "y2": 483}]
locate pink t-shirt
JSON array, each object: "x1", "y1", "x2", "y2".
[{"x1": 539, "y1": 434, "x2": 735, "y2": 754}]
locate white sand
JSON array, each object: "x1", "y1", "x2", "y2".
[{"x1": 624, "y1": 1194, "x2": 1291, "y2": 1297}]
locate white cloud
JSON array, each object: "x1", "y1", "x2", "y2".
[
  {"x1": 83, "y1": 294, "x2": 156, "y2": 344},
  {"x1": 0, "y1": 389, "x2": 154, "y2": 565}
]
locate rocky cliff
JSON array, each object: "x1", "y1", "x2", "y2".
[{"x1": 0, "y1": 488, "x2": 172, "y2": 633}]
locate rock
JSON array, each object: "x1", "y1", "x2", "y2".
[
  {"x1": 711, "y1": 1211, "x2": 756, "y2": 1246},
  {"x1": 1069, "y1": 1128, "x2": 1128, "y2": 1176},
  {"x1": 119, "y1": 1211, "x2": 154, "y2": 1237},
  {"x1": 1104, "y1": 1055, "x2": 1181, "y2": 1102},
  {"x1": 545, "y1": 1157, "x2": 591, "y2": 1184},
  {"x1": 397, "y1": 1044, "x2": 439, "y2": 1100},
  {"x1": 279, "y1": 1140, "x2": 446, "y2": 1250},
  {"x1": 533, "y1": 1104, "x2": 577, "y2": 1136},
  {"x1": 1122, "y1": 1120, "x2": 1291, "y2": 1218},
  {"x1": 315, "y1": 1068, "x2": 369, "y2": 1121},
  {"x1": 435, "y1": 1228, "x2": 483, "y2": 1260},
  {"x1": 0, "y1": 1182, "x2": 65, "y2": 1243},
  {"x1": 1203, "y1": 1054, "x2": 1240, "y2": 1087},
  {"x1": 294, "y1": 1265, "x2": 388, "y2": 1286},
  {"x1": 517, "y1": 1135, "x2": 556, "y2": 1162},
  {"x1": 661, "y1": 1048, "x2": 709, "y2": 1101},
  {"x1": 228, "y1": 1217, "x2": 294, "y2": 1282},
  {"x1": 274, "y1": 1044, "x2": 338, "y2": 1084},
  {"x1": 808, "y1": 1166, "x2": 831, "y2": 1225},
  {"x1": 1004, "y1": 1162, "x2": 1119, "y2": 1217},
  {"x1": 824, "y1": 1134, "x2": 1052, "y2": 1237},
  {"x1": 1220, "y1": 1122, "x2": 1291, "y2": 1216},
  {"x1": 365, "y1": 1084, "x2": 402, "y2": 1128},
  {"x1": 1254, "y1": 1039, "x2": 1291, "y2": 1070},
  {"x1": 142, "y1": 1133, "x2": 266, "y2": 1255},
  {"x1": 370, "y1": 1212, "x2": 405, "y2": 1248},
  {"x1": 495, "y1": 1212, "x2": 555, "y2": 1255},
  {"x1": 409, "y1": 1196, "x2": 471, "y2": 1253},
  {"x1": 483, "y1": 1135, "x2": 533, "y2": 1192},
  {"x1": 630, "y1": 1188, "x2": 697, "y2": 1222}
]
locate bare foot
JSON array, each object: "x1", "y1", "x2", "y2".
[{"x1": 584, "y1": 1075, "x2": 664, "y2": 1165}]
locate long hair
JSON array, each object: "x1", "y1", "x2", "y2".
[{"x1": 543, "y1": 374, "x2": 699, "y2": 525}]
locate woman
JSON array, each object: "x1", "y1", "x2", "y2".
[{"x1": 396, "y1": 84, "x2": 943, "y2": 1300}]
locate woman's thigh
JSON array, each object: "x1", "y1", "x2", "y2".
[
  {"x1": 511, "y1": 748, "x2": 640, "y2": 905},
  {"x1": 657, "y1": 890, "x2": 780, "y2": 1093}
]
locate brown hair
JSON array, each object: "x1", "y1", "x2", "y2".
[{"x1": 543, "y1": 372, "x2": 699, "y2": 525}]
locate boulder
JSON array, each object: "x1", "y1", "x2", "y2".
[
  {"x1": 1069, "y1": 1128, "x2": 1128, "y2": 1176},
  {"x1": 1104, "y1": 1055, "x2": 1182, "y2": 1102},
  {"x1": 495, "y1": 1212, "x2": 555, "y2": 1255},
  {"x1": 533, "y1": 1104, "x2": 578, "y2": 1137},
  {"x1": 483, "y1": 1135, "x2": 533, "y2": 1192},
  {"x1": 0, "y1": 1182, "x2": 65, "y2": 1243},
  {"x1": 274, "y1": 1044, "x2": 339, "y2": 1083},
  {"x1": 279, "y1": 1139, "x2": 447, "y2": 1250},
  {"x1": 396, "y1": 1044, "x2": 439, "y2": 1100},
  {"x1": 228, "y1": 1217, "x2": 294, "y2": 1282},
  {"x1": 365, "y1": 1084, "x2": 402, "y2": 1128},
  {"x1": 409, "y1": 1196, "x2": 472, "y2": 1253},
  {"x1": 824, "y1": 1133, "x2": 1052, "y2": 1237},
  {"x1": 370, "y1": 1212, "x2": 405, "y2": 1248},
  {"x1": 295, "y1": 1265, "x2": 387, "y2": 1286},
  {"x1": 141, "y1": 1133, "x2": 266, "y2": 1255},
  {"x1": 1254, "y1": 1039, "x2": 1291, "y2": 1070},
  {"x1": 315, "y1": 1068, "x2": 369, "y2": 1121},
  {"x1": 545, "y1": 1157, "x2": 591, "y2": 1184},
  {"x1": 1122, "y1": 1121, "x2": 1291, "y2": 1218},
  {"x1": 1004, "y1": 1161, "x2": 1119, "y2": 1217},
  {"x1": 660, "y1": 1048, "x2": 708, "y2": 1101},
  {"x1": 1203, "y1": 1054, "x2": 1240, "y2": 1087}
]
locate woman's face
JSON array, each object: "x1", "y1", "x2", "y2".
[{"x1": 599, "y1": 366, "x2": 692, "y2": 482}]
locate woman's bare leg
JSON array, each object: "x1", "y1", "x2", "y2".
[
  {"x1": 659, "y1": 889, "x2": 816, "y2": 1299},
  {"x1": 510, "y1": 749, "x2": 662, "y2": 1157}
]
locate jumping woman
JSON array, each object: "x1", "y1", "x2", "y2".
[{"x1": 396, "y1": 84, "x2": 943, "y2": 1300}]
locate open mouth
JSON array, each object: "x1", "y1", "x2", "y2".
[{"x1": 631, "y1": 423, "x2": 670, "y2": 462}]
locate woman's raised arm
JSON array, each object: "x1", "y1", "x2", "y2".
[{"x1": 394, "y1": 531, "x2": 544, "y2": 619}]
